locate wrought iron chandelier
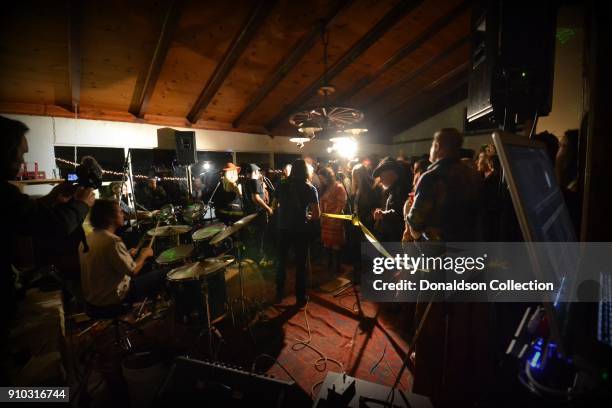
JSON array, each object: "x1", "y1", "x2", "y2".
[{"x1": 289, "y1": 28, "x2": 367, "y2": 148}]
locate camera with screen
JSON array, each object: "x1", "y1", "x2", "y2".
[{"x1": 65, "y1": 156, "x2": 103, "y2": 189}]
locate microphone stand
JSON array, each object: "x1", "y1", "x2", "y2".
[
  {"x1": 120, "y1": 148, "x2": 139, "y2": 229},
  {"x1": 202, "y1": 180, "x2": 221, "y2": 221}
]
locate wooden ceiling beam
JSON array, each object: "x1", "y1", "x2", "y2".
[
  {"x1": 363, "y1": 35, "x2": 469, "y2": 113},
  {"x1": 232, "y1": 0, "x2": 353, "y2": 129},
  {"x1": 335, "y1": 0, "x2": 470, "y2": 104},
  {"x1": 186, "y1": 0, "x2": 276, "y2": 124},
  {"x1": 67, "y1": 0, "x2": 81, "y2": 112},
  {"x1": 265, "y1": 0, "x2": 424, "y2": 131},
  {"x1": 129, "y1": 0, "x2": 184, "y2": 118}
]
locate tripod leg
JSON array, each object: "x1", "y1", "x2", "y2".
[{"x1": 388, "y1": 294, "x2": 436, "y2": 396}]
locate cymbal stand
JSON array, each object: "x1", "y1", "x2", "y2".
[
  {"x1": 228, "y1": 233, "x2": 264, "y2": 339},
  {"x1": 200, "y1": 278, "x2": 222, "y2": 359}
]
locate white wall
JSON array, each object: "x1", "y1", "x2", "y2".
[
  {"x1": 391, "y1": 101, "x2": 468, "y2": 157},
  {"x1": 536, "y1": 5, "x2": 584, "y2": 137},
  {"x1": 3, "y1": 113, "x2": 391, "y2": 194}
]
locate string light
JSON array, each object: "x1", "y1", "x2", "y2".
[{"x1": 54, "y1": 157, "x2": 188, "y2": 182}]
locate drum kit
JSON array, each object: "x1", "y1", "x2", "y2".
[{"x1": 143, "y1": 208, "x2": 262, "y2": 357}]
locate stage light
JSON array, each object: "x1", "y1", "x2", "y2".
[
  {"x1": 329, "y1": 136, "x2": 358, "y2": 160},
  {"x1": 203, "y1": 161, "x2": 211, "y2": 171}
]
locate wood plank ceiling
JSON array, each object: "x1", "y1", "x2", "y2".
[{"x1": 0, "y1": 0, "x2": 471, "y2": 143}]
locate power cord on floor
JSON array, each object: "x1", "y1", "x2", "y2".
[
  {"x1": 336, "y1": 291, "x2": 359, "y2": 313},
  {"x1": 370, "y1": 343, "x2": 408, "y2": 390},
  {"x1": 290, "y1": 299, "x2": 345, "y2": 397},
  {"x1": 251, "y1": 353, "x2": 298, "y2": 384}
]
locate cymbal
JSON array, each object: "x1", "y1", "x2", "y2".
[
  {"x1": 166, "y1": 255, "x2": 236, "y2": 281},
  {"x1": 147, "y1": 224, "x2": 192, "y2": 237},
  {"x1": 156, "y1": 244, "x2": 194, "y2": 265},
  {"x1": 210, "y1": 213, "x2": 258, "y2": 245},
  {"x1": 192, "y1": 223, "x2": 225, "y2": 241}
]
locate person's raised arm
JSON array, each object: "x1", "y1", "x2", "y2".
[{"x1": 6, "y1": 182, "x2": 94, "y2": 236}]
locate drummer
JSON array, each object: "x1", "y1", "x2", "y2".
[
  {"x1": 79, "y1": 199, "x2": 166, "y2": 308},
  {"x1": 215, "y1": 163, "x2": 244, "y2": 224}
]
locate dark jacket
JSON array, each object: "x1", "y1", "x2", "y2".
[
  {"x1": 376, "y1": 180, "x2": 409, "y2": 242},
  {"x1": 407, "y1": 157, "x2": 483, "y2": 242},
  {"x1": 1, "y1": 181, "x2": 89, "y2": 325}
]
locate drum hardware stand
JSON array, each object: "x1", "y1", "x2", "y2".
[
  {"x1": 200, "y1": 279, "x2": 224, "y2": 359},
  {"x1": 227, "y1": 235, "x2": 263, "y2": 341}
]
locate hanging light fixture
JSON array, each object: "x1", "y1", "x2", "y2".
[{"x1": 289, "y1": 27, "x2": 366, "y2": 147}]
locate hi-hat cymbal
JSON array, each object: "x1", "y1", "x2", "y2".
[
  {"x1": 147, "y1": 224, "x2": 192, "y2": 237},
  {"x1": 210, "y1": 213, "x2": 258, "y2": 245}
]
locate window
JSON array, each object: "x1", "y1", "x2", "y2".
[
  {"x1": 53, "y1": 146, "x2": 125, "y2": 181},
  {"x1": 274, "y1": 153, "x2": 302, "y2": 169},
  {"x1": 236, "y1": 152, "x2": 270, "y2": 172}
]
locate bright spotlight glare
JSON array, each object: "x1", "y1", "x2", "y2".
[
  {"x1": 203, "y1": 161, "x2": 211, "y2": 170},
  {"x1": 330, "y1": 136, "x2": 358, "y2": 160}
]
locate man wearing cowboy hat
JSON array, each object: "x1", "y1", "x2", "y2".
[{"x1": 372, "y1": 156, "x2": 410, "y2": 242}]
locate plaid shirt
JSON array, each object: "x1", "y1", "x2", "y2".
[{"x1": 407, "y1": 157, "x2": 483, "y2": 242}]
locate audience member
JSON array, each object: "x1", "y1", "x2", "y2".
[
  {"x1": 372, "y1": 157, "x2": 409, "y2": 242},
  {"x1": 318, "y1": 167, "x2": 347, "y2": 276}
]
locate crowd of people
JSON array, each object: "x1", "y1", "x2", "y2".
[{"x1": 2, "y1": 113, "x2": 582, "y2": 402}]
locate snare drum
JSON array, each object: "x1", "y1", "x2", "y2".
[
  {"x1": 165, "y1": 256, "x2": 235, "y2": 325},
  {"x1": 192, "y1": 223, "x2": 226, "y2": 259},
  {"x1": 155, "y1": 244, "x2": 194, "y2": 268}
]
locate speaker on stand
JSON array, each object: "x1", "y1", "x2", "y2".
[
  {"x1": 466, "y1": 0, "x2": 557, "y2": 133},
  {"x1": 157, "y1": 128, "x2": 197, "y2": 198}
]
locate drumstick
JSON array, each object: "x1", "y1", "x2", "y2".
[
  {"x1": 148, "y1": 219, "x2": 161, "y2": 249},
  {"x1": 133, "y1": 235, "x2": 147, "y2": 255}
]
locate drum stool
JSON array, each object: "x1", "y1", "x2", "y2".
[{"x1": 81, "y1": 302, "x2": 143, "y2": 351}]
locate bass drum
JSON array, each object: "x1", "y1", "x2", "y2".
[{"x1": 165, "y1": 256, "x2": 235, "y2": 325}]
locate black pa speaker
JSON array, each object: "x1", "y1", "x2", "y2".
[
  {"x1": 467, "y1": 0, "x2": 557, "y2": 130},
  {"x1": 174, "y1": 131, "x2": 196, "y2": 165}
]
